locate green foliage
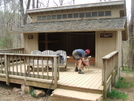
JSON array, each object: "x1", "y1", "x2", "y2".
[
  {"x1": 24, "y1": 90, "x2": 29, "y2": 94},
  {"x1": 122, "y1": 66, "x2": 134, "y2": 74},
  {"x1": 30, "y1": 88, "x2": 36, "y2": 98},
  {"x1": 115, "y1": 77, "x2": 133, "y2": 88},
  {"x1": 104, "y1": 100, "x2": 109, "y2": 101},
  {"x1": 107, "y1": 89, "x2": 128, "y2": 100}
]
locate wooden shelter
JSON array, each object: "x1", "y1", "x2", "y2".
[
  {"x1": 4, "y1": 0, "x2": 127, "y2": 100},
  {"x1": 13, "y1": 0, "x2": 127, "y2": 68}
]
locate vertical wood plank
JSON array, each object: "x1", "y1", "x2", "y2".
[
  {"x1": 5, "y1": 54, "x2": 9, "y2": 85},
  {"x1": 54, "y1": 57, "x2": 57, "y2": 88}
]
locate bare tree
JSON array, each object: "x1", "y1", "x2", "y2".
[
  {"x1": 36, "y1": 0, "x2": 39, "y2": 8},
  {"x1": 52, "y1": 0, "x2": 75, "y2": 6},
  {"x1": 32, "y1": 0, "x2": 35, "y2": 8},
  {"x1": 128, "y1": 0, "x2": 134, "y2": 70}
]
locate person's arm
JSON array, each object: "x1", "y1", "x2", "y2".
[{"x1": 81, "y1": 58, "x2": 88, "y2": 66}]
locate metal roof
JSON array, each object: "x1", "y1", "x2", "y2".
[
  {"x1": 12, "y1": 18, "x2": 126, "y2": 33},
  {"x1": 27, "y1": 1, "x2": 124, "y2": 14}
]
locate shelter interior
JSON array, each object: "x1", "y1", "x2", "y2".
[{"x1": 38, "y1": 32, "x2": 95, "y2": 57}]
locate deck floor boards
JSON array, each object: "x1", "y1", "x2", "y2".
[
  {"x1": 1, "y1": 63, "x2": 103, "y2": 92},
  {"x1": 58, "y1": 63, "x2": 103, "y2": 91}
]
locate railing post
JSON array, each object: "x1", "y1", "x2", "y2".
[
  {"x1": 103, "y1": 59, "x2": 107, "y2": 99},
  {"x1": 5, "y1": 54, "x2": 9, "y2": 85},
  {"x1": 54, "y1": 56, "x2": 57, "y2": 88}
]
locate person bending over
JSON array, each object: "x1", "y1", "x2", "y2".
[{"x1": 72, "y1": 49, "x2": 90, "y2": 74}]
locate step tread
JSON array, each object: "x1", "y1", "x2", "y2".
[{"x1": 52, "y1": 88, "x2": 102, "y2": 101}]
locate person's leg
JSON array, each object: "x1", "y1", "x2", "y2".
[
  {"x1": 72, "y1": 51, "x2": 79, "y2": 71},
  {"x1": 74, "y1": 60, "x2": 78, "y2": 71},
  {"x1": 77, "y1": 59, "x2": 82, "y2": 69},
  {"x1": 77, "y1": 59, "x2": 84, "y2": 74}
]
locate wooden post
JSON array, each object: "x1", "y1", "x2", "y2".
[
  {"x1": 54, "y1": 56, "x2": 57, "y2": 88},
  {"x1": 5, "y1": 54, "x2": 9, "y2": 85},
  {"x1": 103, "y1": 59, "x2": 107, "y2": 99}
]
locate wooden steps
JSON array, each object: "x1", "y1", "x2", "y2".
[{"x1": 51, "y1": 88, "x2": 102, "y2": 101}]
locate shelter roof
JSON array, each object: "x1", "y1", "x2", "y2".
[{"x1": 12, "y1": 17, "x2": 126, "y2": 33}]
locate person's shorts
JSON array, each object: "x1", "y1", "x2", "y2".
[{"x1": 72, "y1": 51, "x2": 81, "y2": 60}]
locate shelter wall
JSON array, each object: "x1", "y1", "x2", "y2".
[
  {"x1": 24, "y1": 33, "x2": 38, "y2": 54},
  {"x1": 95, "y1": 31, "x2": 117, "y2": 67},
  {"x1": 30, "y1": 7, "x2": 124, "y2": 23}
]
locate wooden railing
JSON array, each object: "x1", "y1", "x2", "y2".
[
  {"x1": 0, "y1": 48, "x2": 24, "y2": 53},
  {"x1": 102, "y1": 51, "x2": 118, "y2": 99},
  {"x1": 0, "y1": 53, "x2": 59, "y2": 88}
]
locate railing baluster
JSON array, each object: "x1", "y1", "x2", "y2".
[
  {"x1": 47, "y1": 57, "x2": 49, "y2": 79},
  {"x1": 54, "y1": 57, "x2": 57, "y2": 88},
  {"x1": 0, "y1": 55, "x2": 2, "y2": 73},
  {"x1": 20, "y1": 56, "x2": 22, "y2": 76},
  {"x1": 16, "y1": 56, "x2": 19, "y2": 75},
  {"x1": 37, "y1": 57, "x2": 39, "y2": 78},
  {"x1": 5, "y1": 54, "x2": 9, "y2": 85},
  {"x1": 52, "y1": 58, "x2": 54, "y2": 77},
  {"x1": 33, "y1": 57, "x2": 35, "y2": 77},
  {"x1": 42, "y1": 57, "x2": 44, "y2": 79},
  {"x1": 24, "y1": 56, "x2": 27, "y2": 76},
  {"x1": 11, "y1": 56, "x2": 14, "y2": 75}
]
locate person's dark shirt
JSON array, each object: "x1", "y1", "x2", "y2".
[{"x1": 75, "y1": 49, "x2": 86, "y2": 58}]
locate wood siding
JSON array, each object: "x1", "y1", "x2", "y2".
[
  {"x1": 30, "y1": 6, "x2": 124, "y2": 23},
  {"x1": 96, "y1": 31, "x2": 116, "y2": 67},
  {"x1": 24, "y1": 33, "x2": 38, "y2": 54}
]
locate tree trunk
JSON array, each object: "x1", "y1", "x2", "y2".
[
  {"x1": 23, "y1": 0, "x2": 31, "y2": 25},
  {"x1": 32, "y1": 0, "x2": 35, "y2": 8},
  {"x1": 36, "y1": 0, "x2": 39, "y2": 8},
  {"x1": 20, "y1": 0, "x2": 25, "y2": 25},
  {"x1": 128, "y1": 0, "x2": 134, "y2": 70}
]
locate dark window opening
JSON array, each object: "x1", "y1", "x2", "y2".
[
  {"x1": 120, "y1": 10, "x2": 125, "y2": 17},
  {"x1": 92, "y1": 12, "x2": 97, "y2": 17},
  {"x1": 86, "y1": 12, "x2": 91, "y2": 17},
  {"x1": 47, "y1": 15, "x2": 52, "y2": 20},
  {"x1": 37, "y1": 16, "x2": 42, "y2": 20},
  {"x1": 52, "y1": 15, "x2": 57, "y2": 19},
  {"x1": 98, "y1": 11, "x2": 104, "y2": 17},
  {"x1": 63, "y1": 14, "x2": 67, "y2": 19},
  {"x1": 105, "y1": 11, "x2": 111, "y2": 16},
  {"x1": 68, "y1": 14, "x2": 72, "y2": 18},
  {"x1": 42, "y1": 16, "x2": 47, "y2": 20},
  {"x1": 57, "y1": 15, "x2": 62, "y2": 19},
  {"x1": 74, "y1": 13, "x2": 78, "y2": 18},
  {"x1": 80, "y1": 13, "x2": 84, "y2": 18}
]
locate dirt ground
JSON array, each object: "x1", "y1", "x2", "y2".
[
  {"x1": 0, "y1": 82, "x2": 49, "y2": 101},
  {"x1": 106, "y1": 72, "x2": 134, "y2": 101},
  {"x1": 0, "y1": 72, "x2": 133, "y2": 101}
]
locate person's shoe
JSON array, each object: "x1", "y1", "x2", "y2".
[
  {"x1": 78, "y1": 69, "x2": 84, "y2": 74},
  {"x1": 75, "y1": 67, "x2": 78, "y2": 72}
]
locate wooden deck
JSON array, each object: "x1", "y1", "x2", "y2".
[
  {"x1": 51, "y1": 63, "x2": 103, "y2": 101},
  {"x1": 0, "y1": 62, "x2": 103, "y2": 93},
  {"x1": 0, "y1": 49, "x2": 119, "y2": 100},
  {"x1": 57, "y1": 63, "x2": 103, "y2": 94}
]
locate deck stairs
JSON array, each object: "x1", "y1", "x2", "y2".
[{"x1": 50, "y1": 88, "x2": 103, "y2": 101}]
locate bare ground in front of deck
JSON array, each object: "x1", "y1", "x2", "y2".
[
  {"x1": 106, "y1": 72, "x2": 134, "y2": 101},
  {"x1": 0, "y1": 71, "x2": 133, "y2": 101}
]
